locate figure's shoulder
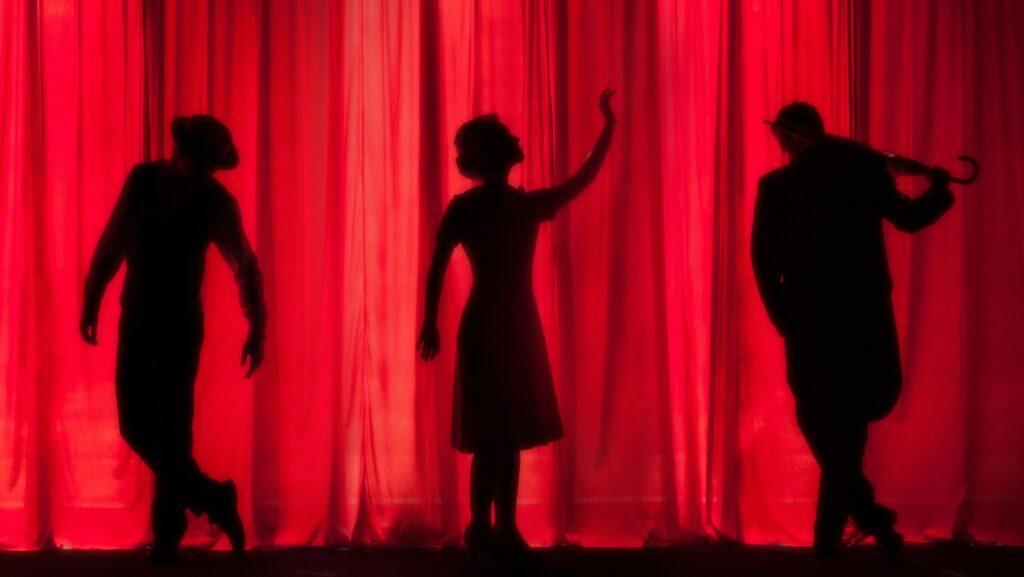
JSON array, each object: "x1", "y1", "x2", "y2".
[
  {"x1": 459, "y1": 185, "x2": 484, "y2": 198},
  {"x1": 206, "y1": 178, "x2": 238, "y2": 212},
  {"x1": 126, "y1": 160, "x2": 166, "y2": 183},
  {"x1": 207, "y1": 175, "x2": 231, "y2": 196},
  {"x1": 449, "y1": 186, "x2": 483, "y2": 208},
  {"x1": 118, "y1": 161, "x2": 166, "y2": 202},
  {"x1": 133, "y1": 159, "x2": 163, "y2": 172},
  {"x1": 812, "y1": 139, "x2": 882, "y2": 170},
  {"x1": 759, "y1": 165, "x2": 793, "y2": 192}
]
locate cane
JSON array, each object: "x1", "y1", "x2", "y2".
[{"x1": 764, "y1": 120, "x2": 979, "y2": 185}]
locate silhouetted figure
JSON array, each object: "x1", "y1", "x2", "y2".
[
  {"x1": 419, "y1": 90, "x2": 616, "y2": 558},
  {"x1": 752, "y1": 102, "x2": 954, "y2": 558},
  {"x1": 80, "y1": 115, "x2": 265, "y2": 563}
]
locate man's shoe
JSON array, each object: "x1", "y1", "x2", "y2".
[
  {"x1": 875, "y1": 528, "x2": 904, "y2": 560},
  {"x1": 208, "y1": 480, "x2": 246, "y2": 558},
  {"x1": 812, "y1": 543, "x2": 842, "y2": 559},
  {"x1": 147, "y1": 545, "x2": 181, "y2": 565}
]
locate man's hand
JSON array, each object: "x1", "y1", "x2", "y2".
[
  {"x1": 929, "y1": 166, "x2": 952, "y2": 190},
  {"x1": 417, "y1": 322, "x2": 440, "y2": 361},
  {"x1": 80, "y1": 313, "x2": 99, "y2": 346},
  {"x1": 241, "y1": 333, "x2": 265, "y2": 378}
]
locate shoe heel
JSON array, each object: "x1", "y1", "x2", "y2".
[{"x1": 464, "y1": 524, "x2": 491, "y2": 559}]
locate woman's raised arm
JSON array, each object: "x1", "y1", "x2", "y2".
[{"x1": 529, "y1": 89, "x2": 616, "y2": 217}]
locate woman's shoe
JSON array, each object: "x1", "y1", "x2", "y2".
[
  {"x1": 494, "y1": 526, "x2": 535, "y2": 559},
  {"x1": 464, "y1": 523, "x2": 496, "y2": 558}
]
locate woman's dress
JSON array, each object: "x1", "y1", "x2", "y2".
[{"x1": 440, "y1": 185, "x2": 564, "y2": 453}]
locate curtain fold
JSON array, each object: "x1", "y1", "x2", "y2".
[{"x1": 1, "y1": 0, "x2": 1022, "y2": 549}]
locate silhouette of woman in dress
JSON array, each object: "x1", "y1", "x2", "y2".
[{"x1": 418, "y1": 89, "x2": 615, "y2": 556}]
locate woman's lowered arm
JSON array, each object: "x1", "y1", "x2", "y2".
[{"x1": 418, "y1": 204, "x2": 460, "y2": 361}]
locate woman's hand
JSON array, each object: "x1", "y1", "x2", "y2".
[
  {"x1": 418, "y1": 321, "x2": 441, "y2": 361},
  {"x1": 525, "y1": 88, "x2": 616, "y2": 215},
  {"x1": 599, "y1": 88, "x2": 616, "y2": 126}
]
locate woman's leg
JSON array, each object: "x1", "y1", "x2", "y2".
[
  {"x1": 493, "y1": 450, "x2": 520, "y2": 533},
  {"x1": 470, "y1": 452, "x2": 500, "y2": 528}
]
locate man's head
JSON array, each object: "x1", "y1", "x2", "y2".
[
  {"x1": 170, "y1": 115, "x2": 239, "y2": 179},
  {"x1": 772, "y1": 102, "x2": 824, "y2": 160}
]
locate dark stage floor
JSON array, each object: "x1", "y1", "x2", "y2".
[{"x1": 1, "y1": 544, "x2": 1022, "y2": 577}]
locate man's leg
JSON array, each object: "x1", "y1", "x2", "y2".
[
  {"x1": 116, "y1": 328, "x2": 189, "y2": 560},
  {"x1": 150, "y1": 459, "x2": 189, "y2": 557},
  {"x1": 147, "y1": 442, "x2": 242, "y2": 559},
  {"x1": 797, "y1": 405, "x2": 849, "y2": 552},
  {"x1": 145, "y1": 369, "x2": 201, "y2": 560},
  {"x1": 147, "y1": 401, "x2": 244, "y2": 556},
  {"x1": 119, "y1": 414, "x2": 191, "y2": 559},
  {"x1": 800, "y1": 408, "x2": 902, "y2": 557},
  {"x1": 844, "y1": 422, "x2": 902, "y2": 556},
  {"x1": 168, "y1": 337, "x2": 247, "y2": 557},
  {"x1": 812, "y1": 444, "x2": 851, "y2": 549},
  {"x1": 189, "y1": 465, "x2": 246, "y2": 556},
  {"x1": 849, "y1": 478, "x2": 897, "y2": 535}
]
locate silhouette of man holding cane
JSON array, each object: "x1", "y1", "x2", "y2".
[{"x1": 752, "y1": 102, "x2": 954, "y2": 558}]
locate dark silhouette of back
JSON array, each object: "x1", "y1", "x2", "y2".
[
  {"x1": 752, "y1": 103, "x2": 954, "y2": 556},
  {"x1": 81, "y1": 115, "x2": 264, "y2": 563}
]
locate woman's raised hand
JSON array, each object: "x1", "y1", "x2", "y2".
[{"x1": 599, "y1": 88, "x2": 616, "y2": 126}]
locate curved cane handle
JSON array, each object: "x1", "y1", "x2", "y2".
[{"x1": 949, "y1": 155, "x2": 979, "y2": 185}]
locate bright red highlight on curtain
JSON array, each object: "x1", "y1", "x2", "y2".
[{"x1": 2, "y1": 0, "x2": 1023, "y2": 550}]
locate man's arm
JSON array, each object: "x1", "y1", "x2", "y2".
[
  {"x1": 81, "y1": 167, "x2": 138, "y2": 345},
  {"x1": 877, "y1": 162, "x2": 955, "y2": 232},
  {"x1": 213, "y1": 193, "x2": 267, "y2": 377},
  {"x1": 751, "y1": 177, "x2": 787, "y2": 336}
]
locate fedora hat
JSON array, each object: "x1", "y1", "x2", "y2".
[{"x1": 170, "y1": 114, "x2": 239, "y2": 170}]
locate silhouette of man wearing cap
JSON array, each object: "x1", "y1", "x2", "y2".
[
  {"x1": 80, "y1": 115, "x2": 265, "y2": 563},
  {"x1": 752, "y1": 102, "x2": 954, "y2": 558}
]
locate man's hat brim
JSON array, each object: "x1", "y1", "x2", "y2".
[{"x1": 171, "y1": 116, "x2": 240, "y2": 170}]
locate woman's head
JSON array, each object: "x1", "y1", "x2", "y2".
[{"x1": 454, "y1": 115, "x2": 524, "y2": 180}]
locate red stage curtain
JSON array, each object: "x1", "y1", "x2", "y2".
[{"x1": 1, "y1": 0, "x2": 1022, "y2": 549}]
